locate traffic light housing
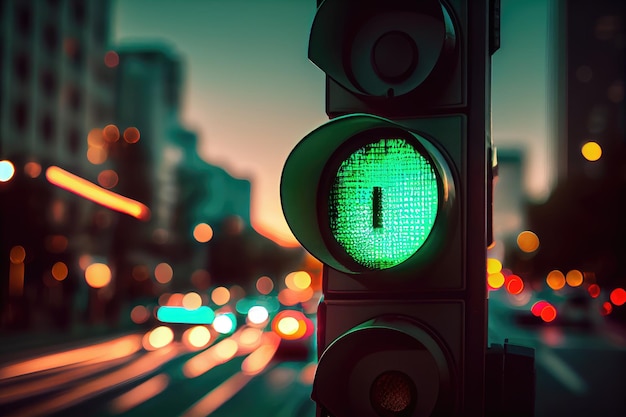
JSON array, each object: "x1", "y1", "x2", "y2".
[{"x1": 281, "y1": 0, "x2": 501, "y2": 415}]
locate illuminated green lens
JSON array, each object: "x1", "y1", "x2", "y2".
[{"x1": 329, "y1": 137, "x2": 439, "y2": 270}]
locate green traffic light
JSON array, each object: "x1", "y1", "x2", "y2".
[{"x1": 328, "y1": 137, "x2": 439, "y2": 270}]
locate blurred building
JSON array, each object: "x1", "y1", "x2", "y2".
[
  {"x1": 171, "y1": 127, "x2": 251, "y2": 230},
  {"x1": 493, "y1": 147, "x2": 527, "y2": 241},
  {"x1": 551, "y1": 0, "x2": 625, "y2": 182},
  {"x1": 1, "y1": 2, "x2": 324, "y2": 331},
  {"x1": 110, "y1": 43, "x2": 255, "y2": 296},
  {"x1": 527, "y1": 0, "x2": 625, "y2": 303},
  {"x1": 0, "y1": 0, "x2": 117, "y2": 329},
  {"x1": 491, "y1": 147, "x2": 527, "y2": 262},
  {"x1": 1, "y1": 0, "x2": 115, "y2": 163}
]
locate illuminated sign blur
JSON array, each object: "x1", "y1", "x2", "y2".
[
  {"x1": 45, "y1": 166, "x2": 150, "y2": 221},
  {"x1": 156, "y1": 306, "x2": 215, "y2": 324}
]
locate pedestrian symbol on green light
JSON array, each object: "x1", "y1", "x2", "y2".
[{"x1": 328, "y1": 137, "x2": 440, "y2": 270}]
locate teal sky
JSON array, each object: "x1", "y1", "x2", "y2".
[{"x1": 113, "y1": 0, "x2": 554, "y2": 245}]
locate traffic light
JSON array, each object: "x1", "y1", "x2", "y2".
[{"x1": 280, "y1": 1, "x2": 503, "y2": 416}]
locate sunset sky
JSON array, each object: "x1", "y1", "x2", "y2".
[{"x1": 113, "y1": 0, "x2": 554, "y2": 246}]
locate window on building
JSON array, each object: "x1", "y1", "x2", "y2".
[
  {"x1": 69, "y1": 86, "x2": 82, "y2": 110},
  {"x1": 41, "y1": 113, "x2": 55, "y2": 143},
  {"x1": 14, "y1": 101, "x2": 28, "y2": 131},
  {"x1": 41, "y1": 70, "x2": 57, "y2": 97},
  {"x1": 72, "y1": 43, "x2": 84, "y2": 69},
  {"x1": 14, "y1": 53, "x2": 31, "y2": 83},
  {"x1": 16, "y1": 4, "x2": 32, "y2": 38},
  {"x1": 68, "y1": 127, "x2": 81, "y2": 154},
  {"x1": 43, "y1": 24, "x2": 59, "y2": 53},
  {"x1": 71, "y1": 0, "x2": 85, "y2": 25}
]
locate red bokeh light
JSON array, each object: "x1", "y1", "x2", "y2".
[
  {"x1": 609, "y1": 288, "x2": 626, "y2": 306},
  {"x1": 587, "y1": 283, "x2": 601, "y2": 298}
]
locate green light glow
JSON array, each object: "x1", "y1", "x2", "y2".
[
  {"x1": 329, "y1": 138, "x2": 439, "y2": 269},
  {"x1": 156, "y1": 306, "x2": 215, "y2": 324}
]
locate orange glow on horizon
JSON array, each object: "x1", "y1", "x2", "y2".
[
  {"x1": 46, "y1": 166, "x2": 150, "y2": 221},
  {"x1": 252, "y1": 221, "x2": 300, "y2": 248}
]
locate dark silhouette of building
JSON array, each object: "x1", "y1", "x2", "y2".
[{"x1": 527, "y1": 0, "x2": 625, "y2": 311}]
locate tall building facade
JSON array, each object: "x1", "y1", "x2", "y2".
[
  {"x1": 527, "y1": 0, "x2": 625, "y2": 292},
  {"x1": 1, "y1": 0, "x2": 115, "y2": 167},
  {"x1": 0, "y1": 0, "x2": 116, "y2": 329},
  {"x1": 552, "y1": 0, "x2": 625, "y2": 181}
]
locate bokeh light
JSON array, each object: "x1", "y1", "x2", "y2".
[
  {"x1": 272, "y1": 310, "x2": 312, "y2": 340},
  {"x1": 247, "y1": 305, "x2": 269, "y2": 325},
  {"x1": 97, "y1": 169, "x2": 119, "y2": 189},
  {"x1": 0, "y1": 160, "x2": 16, "y2": 182},
  {"x1": 211, "y1": 286, "x2": 230, "y2": 306},
  {"x1": 130, "y1": 305, "x2": 151, "y2": 324},
  {"x1": 565, "y1": 270, "x2": 584, "y2": 287},
  {"x1": 24, "y1": 161, "x2": 42, "y2": 178},
  {"x1": 487, "y1": 272, "x2": 505, "y2": 289},
  {"x1": 256, "y1": 276, "x2": 274, "y2": 295},
  {"x1": 146, "y1": 326, "x2": 174, "y2": 349},
  {"x1": 213, "y1": 314, "x2": 236, "y2": 334},
  {"x1": 505, "y1": 274, "x2": 524, "y2": 295},
  {"x1": 123, "y1": 127, "x2": 141, "y2": 143},
  {"x1": 610, "y1": 288, "x2": 626, "y2": 306},
  {"x1": 531, "y1": 300, "x2": 557, "y2": 323},
  {"x1": 286, "y1": 271, "x2": 311, "y2": 290},
  {"x1": 102, "y1": 124, "x2": 120, "y2": 142},
  {"x1": 587, "y1": 283, "x2": 601, "y2": 298},
  {"x1": 486, "y1": 258, "x2": 502, "y2": 275},
  {"x1": 531, "y1": 300, "x2": 550, "y2": 316},
  {"x1": 104, "y1": 51, "x2": 119, "y2": 68},
  {"x1": 51, "y1": 262, "x2": 68, "y2": 281},
  {"x1": 9, "y1": 246, "x2": 26, "y2": 263},
  {"x1": 192, "y1": 223, "x2": 213, "y2": 243},
  {"x1": 546, "y1": 270, "x2": 566, "y2": 290},
  {"x1": 84, "y1": 263, "x2": 111, "y2": 288},
  {"x1": 277, "y1": 316, "x2": 299, "y2": 336},
  {"x1": 516, "y1": 231, "x2": 540, "y2": 253},
  {"x1": 182, "y1": 292, "x2": 203, "y2": 310},
  {"x1": 165, "y1": 293, "x2": 183, "y2": 306},
  {"x1": 154, "y1": 263, "x2": 173, "y2": 284},
  {"x1": 184, "y1": 326, "x2": 211, "y2": 349},
  {"x1": 581, "y1": 141, "x2": 602, "y2": 161},
  {"x1": 87, "y1": 147, "x2": 108, "y2": 165},
  {"x1": 78, "y1": 254, "x2": 93, "y2": 270},
  {"x1": 540, "y1": 304, "x2": 557, "y2": 323}
]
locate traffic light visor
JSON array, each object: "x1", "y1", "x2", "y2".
[{"x1": 280, "y1": 114, "x2": 454, "y2": 275}]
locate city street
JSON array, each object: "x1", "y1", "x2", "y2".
[
  {"x1": 0, "y1": 329, "x2": 316, "y2": 417},
  {"x1": 1, "y1": 293, "x2": 625, "y2": 417}
]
